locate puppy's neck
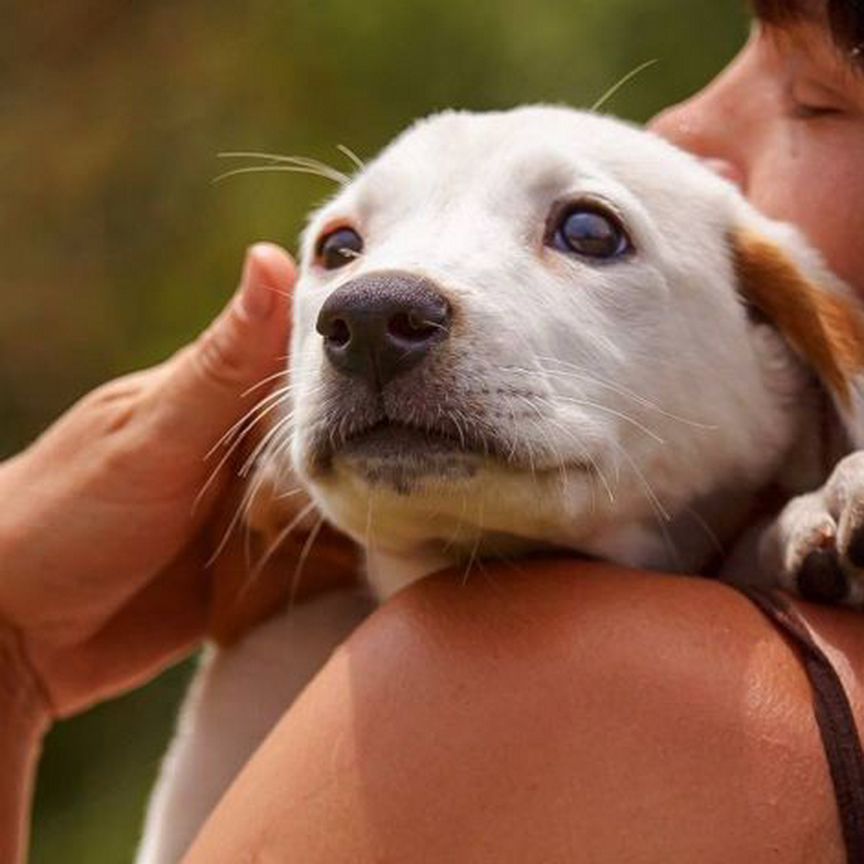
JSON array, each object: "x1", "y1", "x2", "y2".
[{"x1": 365, "y1": 547, "x2": 458, "y2": 600}]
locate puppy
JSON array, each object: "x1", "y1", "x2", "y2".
[{"x1": 136, "y1": 105, "x2": 864, "y2": 863}]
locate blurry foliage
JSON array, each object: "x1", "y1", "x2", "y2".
[{"x1": 1, "y1": 0, "x2": 747, "y2": 860}]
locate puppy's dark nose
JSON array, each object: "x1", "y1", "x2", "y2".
[{"x1": 316, "y1": 271, "x2": 451, "y2": 388}]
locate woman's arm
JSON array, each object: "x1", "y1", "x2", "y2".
[
  {"x1": 185, "y1": 562, "x2": 857, "y2": 864},
  {"x1": 0, "y1": 244, "x2": 298, "y2": 717},
  {"x1": 0, "y1": 625, "x2": 49, "y2": 864},
  {"x1": 0, "y1": 244, "x2": 357, "y2": 860}
]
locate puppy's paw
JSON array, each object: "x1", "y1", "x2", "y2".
[{"x1": 759, "y1": 451, "x2": 864, "y2": 607}]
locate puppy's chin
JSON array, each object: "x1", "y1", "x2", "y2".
[
  {"x1": 304, "y1": 452, "x2": 605, "y2": 564},
  {"x1": 297, "y1": 419, "x2": 607, "y2": 558}
]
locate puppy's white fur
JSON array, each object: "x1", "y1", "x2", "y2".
[
  {"x1": 136, "y1": 590, "x2": 371, "y2": 864},
  {"x1": 136, "y1": 106, "x2": 864, "y2": 863}
]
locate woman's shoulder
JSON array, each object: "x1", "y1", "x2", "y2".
[
  {"x1": 377, "y1": 559, "x2": 864, "y2": 727},
  {"x1": 186, "y1": 561, "x2": 854, "y2": 863}
]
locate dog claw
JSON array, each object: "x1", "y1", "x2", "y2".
[
  {"x1": 845, "y1": 525, "x2": 864, "y2": 570},
  {"x1": 796, "y1": 548, "x2": 848, "y2": 605}
]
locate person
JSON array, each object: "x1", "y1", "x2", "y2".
[{"x1": 2, "y1": 2, "x2": 863, "y2": 862}]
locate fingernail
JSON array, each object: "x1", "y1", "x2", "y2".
[{"x1": 237, "y1": 245, "x2": 276, "y2": 320}]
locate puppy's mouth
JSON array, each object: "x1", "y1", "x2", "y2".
[
  {"x1": 314, "y1": 414, "x2": 595, "y2": 496},
  {"x1": 334, "y1": 420, "x2": 487, "y2": 493}
]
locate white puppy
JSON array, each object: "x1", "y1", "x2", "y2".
[{"x1": 136, "y1": 106, "x2": 864, "y2": 863}]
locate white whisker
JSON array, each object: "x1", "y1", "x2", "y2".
[
  {"x1": 552, "y1": 395, "x2": 666, "y2": 445},
  {"x1": 512, "y1": 357, "x2": 717, "y2": 431},
  {"x1": 289, "y1": 515, "x2": 326, "y2": 607},
  {"x1": 194, "y1": 397, "x2": 294, "y2": 515},
  {"x1": 241, "y1": 370, "x2": 290, "y2": 399},
  {"x1": 614, "y1": 440, "x2": 671, "y2": 522},
  {"x1": 248, "y1": 500, "x2": 319, "y2": 582},
  {"x1": 239, "y1": 411, "x2": 296, "y2": 479},
  {"x1": 278, "y1": 488, "x2": 304, "y2": 500},
  {"x1": 205, "y1": 469, "x2": 262, "y2": 569},
  {"x1": 364, "y1": 491, "x2": 375, "y2": 551},
  {"x1": 462, "y1": 498, "x2": 485, "y2": 587},
  {"x1": 544, "y1": 415, "x2": 616, "y2": 508},
  {"x1": 206, "y1": 383, "x2": 295, "y2": 460},
  {"x1": 682, "y1": 505, "x2": 725, "y2": 559},
  {"x1": 213, "y1": 165, "x2": 349, "y2": 186},
  {"x1": 336, "y1": 143, "x2": 366, "y2": 172},
  {"x1": 591, "y1": 59, "x2": 659, "y2": 112},
  {"x1": 609, "y1": 439, "x2": 680, "y2": 569},
  {"x1": 217, "y1": 151, "x2": 352, "y2": 184}
]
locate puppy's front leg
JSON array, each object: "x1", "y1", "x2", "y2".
[
  {"x1": 759, "y1": 451, "x2": 864, "y2": 606},
  {"x1": 135, "y1": 589, "x2": 372, "y2": 864}
]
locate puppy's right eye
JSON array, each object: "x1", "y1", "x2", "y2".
[
  {"x1": 546, "y1": 202, "x2": 632, "y2": 261},
  {"x1": 316, "y1": 227, "x2": 364, "y2": 270}
]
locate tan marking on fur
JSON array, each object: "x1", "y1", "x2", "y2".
[{"x1": 733, "y1": 231, "x2": 864, "y2": 407}]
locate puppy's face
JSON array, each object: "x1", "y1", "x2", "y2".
[{"x1": 283, "y1": 107, "x2": 817, "y2": 568}]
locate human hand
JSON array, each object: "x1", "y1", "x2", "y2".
[{"x1": 0, "y1": 243, "x2": 357, "y2": 718}]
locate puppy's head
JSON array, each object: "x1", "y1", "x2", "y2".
[{"x1": 265, "y1": 106, "x2": 864, "y2": 584}]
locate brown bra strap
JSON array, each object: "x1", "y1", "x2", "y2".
[{"x1": 740, "y1": 587, "x2": 864, "y2": 862}]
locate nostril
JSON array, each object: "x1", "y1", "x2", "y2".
[
  {"x1": 315, "y1": 271, "x2": 452, "y2": 387},
  {"x1": 387, "y1": 312, "x2": 440, "y2": 343},
  {"x1": 327, "y1": 318, "x2": 351, "y2": 347}
]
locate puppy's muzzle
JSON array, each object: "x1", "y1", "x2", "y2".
[{"x1": 316, "y1": 270, "x2": 451, "y2": 390}]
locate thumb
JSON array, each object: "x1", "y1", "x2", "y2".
[{"x1": 152, "y1": 242, "x2": 297, "y2": 451}]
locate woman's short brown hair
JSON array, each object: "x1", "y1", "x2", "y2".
[{"x1": 753, "y1": 0, "x2": 864, "y2": 58}]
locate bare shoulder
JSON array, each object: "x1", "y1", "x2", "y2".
[{"x1": 185, "y1": 562, "x2": 857, "y2": 864}]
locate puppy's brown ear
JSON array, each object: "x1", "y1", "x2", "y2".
[
  {"x1": 208, "y1": 465, "x2": 359, "y2": 646},
  {"x1": 732, "y1": 229, "x2": 864, "y2": 436}
]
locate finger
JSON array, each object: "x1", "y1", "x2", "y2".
[{"x1": 149, "y1": 243, "x2": 297, "y2": 451}]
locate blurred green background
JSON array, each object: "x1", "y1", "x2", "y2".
[{"x1": 2, "y1": 1, "x2": 749, "y2": 860}]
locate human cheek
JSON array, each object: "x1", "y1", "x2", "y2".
[
  {"x1": 650, "y1": 90, "x2": 747, "y2": 190},
  {"x1": 746, "y1": 139, "x2": 864, "y2": 294}
]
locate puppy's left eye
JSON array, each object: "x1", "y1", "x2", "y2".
[
  {"x1": 316, "y1": 227, "x2": 364, "y2": 270},
  {"x1": 548, "y1": 204, "x2": 632, "y2": 260}
]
